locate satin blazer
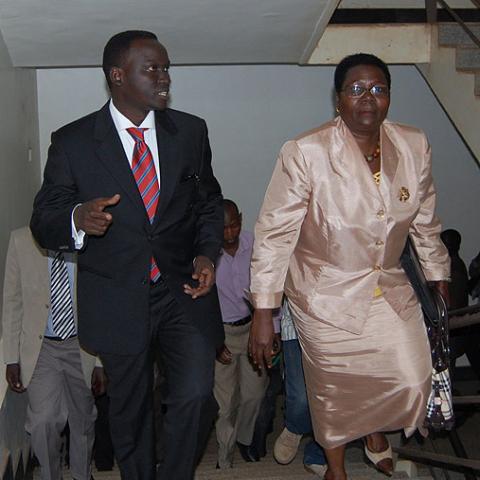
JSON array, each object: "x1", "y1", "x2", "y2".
[
  {"x1": 1, "y1": 227, "x2": 97, "y2": 390},
  {"x1": 250, "y1": 117, "x2": 450, "y2": 335}
]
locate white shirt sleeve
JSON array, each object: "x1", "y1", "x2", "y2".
[{"x1": 71, "y1": 204, "x2": 86, "y2": 249}]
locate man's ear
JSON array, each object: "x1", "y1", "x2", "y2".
[{"x1": 109, "y1": 66, "x2": 123, "y2": 87}]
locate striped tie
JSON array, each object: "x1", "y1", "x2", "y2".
[
  {"x1": 127, "y1": 127, "x2": 161, "y2": 282},
  {"x1": 50, "y1": 252, "x2": 76, "y2": 339}
]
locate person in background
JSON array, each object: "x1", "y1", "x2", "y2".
[
  {"x1": 469, "y1": 251, "x2": 480, "y2": 302},
  {"x1": 30, "y1": 30, "x2": 223, "y2": 480},
  {"x1": 440, "y1": 229, "x2": 468, "y2": 310},
  {"x1": 273, "y1": 301, "x2": 327, "y2": 477},
  {"x1": 249, "y1": 53, "x2": 450, "y2": 480},
  {"x1": 2, "y1": 226, "x2": 106, "y2": 480},
  {"x1": 214, "y1": 199, "x2": 278, "y2": 468},
  {"x1": 249, "y1": 331, "x2": 282, "y2": 460},
  {"x1": 441, "y1": 229, "x2": 480, "y2": 381}
]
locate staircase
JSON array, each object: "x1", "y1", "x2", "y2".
[
  {"x1": 33, "y1": 430, "x2": 435, "y2": 480},
  {"x1": 438, "y1": 23, "x2": 480, "y2": 96},
  {"x1": 416, "y1": 23, "x2": 480, "y2": 163}
]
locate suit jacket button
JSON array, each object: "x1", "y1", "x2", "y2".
[
  {"x1": 147, "y1": 235, "x2": 153, "y2": 241},
  {"x1": 142, "y1": 277, "x2": 148, "y2": 285}
]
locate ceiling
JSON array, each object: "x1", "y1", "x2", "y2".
[{"x1": 0, "y1": 0, "x2": 475, "y2": 68}]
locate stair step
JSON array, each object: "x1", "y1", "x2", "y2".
[
  {"x1": 439, "y1": 23, "x2": 480, "y2": 47},
  {"x1": 456, "y1": 46, "x2": 480, "y2": 71}
]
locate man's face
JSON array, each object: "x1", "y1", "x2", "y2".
[
  {"x1": 111, "y1": 38, "x2": 171, "y2": 124},
  {"x1": 223, "y1": 209, "x2": 242, "y2": 249}
]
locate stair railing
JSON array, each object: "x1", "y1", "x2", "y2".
[{"x1": 427, "y1": 0, "x2": 480, "y2": 48}]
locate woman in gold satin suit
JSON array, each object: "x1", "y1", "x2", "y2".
[{"x1": 249, "y1": 54, "x2": 450, "y2": 480}]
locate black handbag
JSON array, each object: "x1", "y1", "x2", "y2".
[{"x1": 400, "y1": 236, "x2": 454, "y2": 431}]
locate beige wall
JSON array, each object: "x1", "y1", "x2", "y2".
[
  {"x1": 0, "y1": 32, "x2": 40, "y2": 332},
  {"x1": 0, "y1": 30, "x2": 39, "y2": 476}
]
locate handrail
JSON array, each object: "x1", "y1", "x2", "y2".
[
  {"x1": 436, "y1": 0, "x2": 480, "y2": 49},
  {"x1": 470, "y1": 0, "x2": 480, "y2": 10},
  {"x1": 449, "y1": 304, "x2": 480, "y2": 330}
]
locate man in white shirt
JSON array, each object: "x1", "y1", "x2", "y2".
[{"x1": 30, "y1": 30, "x2": 223, "y2": 480}]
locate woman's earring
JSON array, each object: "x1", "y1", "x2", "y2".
[{"x1": 336, "y1": 106, "x2": 340, "y2": 114}]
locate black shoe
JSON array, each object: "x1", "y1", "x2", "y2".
[
  {"x1": 95, "y1": 463, "x2": 113, "y2": 471},
  {"x1": 237, "y1": 442, "x2": 260, "y2": 462}
]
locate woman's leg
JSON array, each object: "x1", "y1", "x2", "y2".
[
  {"x1": 324, "y1": 444, "x2": 347, "y2": 480},
  {"x1": 364, "y1": 432, "x2": 393, "y2": 476}
]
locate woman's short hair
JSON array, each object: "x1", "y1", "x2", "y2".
[{"x1": 334, "y1": 53, "x2": 391, "y2": 93}]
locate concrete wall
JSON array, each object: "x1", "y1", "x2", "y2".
[
  {"x1": 0, "y1": 30, "x2": 39, "y2": 476},
  {"x1": 37, "y1": 64, "x2": 479, "y2": 268}
]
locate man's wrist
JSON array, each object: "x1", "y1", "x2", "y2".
[{"x1": 193, "y1": 255, "x2": 215, "y2": 270}]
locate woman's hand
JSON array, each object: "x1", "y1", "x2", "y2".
[
  {"x1": 432, "y1": 280, "x2": 450, "y2": 309},
  {"x1": 249, "y1": 309, "x2": 275, "y2": 372}
]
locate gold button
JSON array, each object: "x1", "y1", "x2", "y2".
[
  {"x1": 373, "y1": 265, "x2": 382, "y2": 271},
  {"x1": 376, "y1": 209, "x2": 385, "y2": 219},
  {"x1": 375, "y1": 240, "x2": 384, "y2": 246}
]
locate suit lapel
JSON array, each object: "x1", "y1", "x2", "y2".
[
  {"x1": 333, "y1": 118, "x2": 383, "y2": 203},
  {"x1": 378, "y1": 123, "x2": 400, "y2": 207},
  {"x1": 93, "y1": 103, "x2": 147, "y2": 219},
  {"x1": 153, "y1": 110, "x2": 179, "y2": 224}
]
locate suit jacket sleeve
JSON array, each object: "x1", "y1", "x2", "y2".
[
  {"x1": 193, "y1": 121, "x2": 223, "y2": 263},
  {"x1": 409, "y1": 133, "x2": 450, "y2": 281},
  {"x1": 2, "y1": 232, "x2": 23, "y2": 364},
  {"x1": 250, "y1": 140, "x2": 311, "y2": 309},
  {"x1": 30, "y1": 132, "x2": 79, "y2": 252}
]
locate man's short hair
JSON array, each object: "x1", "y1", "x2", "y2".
[
  {"x1": 102, "y1": 30, "x2": 158, "y2": 86},
  {"x1": 223, "y1": 199, "x2": 240, "y2": 216}
]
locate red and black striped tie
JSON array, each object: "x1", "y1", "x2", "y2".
[{"x1": 127, "y1": 127, "x2": 161, "y2": 282}]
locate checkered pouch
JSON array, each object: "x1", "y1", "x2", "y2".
[{"x1": 426, "y1": 367, "x2": 455, "y2": 430}]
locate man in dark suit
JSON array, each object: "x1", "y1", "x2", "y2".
[{"x1": 30, "y1": 30, "x2": 224, "y2": 480}]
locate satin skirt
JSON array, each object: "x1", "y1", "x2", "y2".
[{"x1": 290, "y1": 295, "x2": 431, "y2": 449}]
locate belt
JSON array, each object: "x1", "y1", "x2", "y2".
[
  {"x1": 44, "y1": 334, "x2": 77, "y2": 342},
  {"x1": 224, "y1": 315, "x2": 252, "y2": 327}
]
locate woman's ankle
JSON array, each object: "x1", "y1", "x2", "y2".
[{"x1": 324, "y1": 467, "x2": 348, "y2": 480}]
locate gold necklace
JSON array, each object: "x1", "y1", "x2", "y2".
[{"x1": 364, "y1": 142, "x2": 380, "y2": 163}]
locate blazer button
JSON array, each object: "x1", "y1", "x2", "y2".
[
  {"x1": 376, "y1": 209, "x2": 385, "y2": 219},
  {"x1": 373, "y1": 265, "x2": 382, "y2": 271},
  {"x1": 375, "y1": 240, "x2": 384, "y2": 246},
  {"x1": 147, "y1": 235, "x2": 153, "y2": 241}
]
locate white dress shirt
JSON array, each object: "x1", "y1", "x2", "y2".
[{"x1": 72, "y1": 99, "x2": 161, "y2": 248}]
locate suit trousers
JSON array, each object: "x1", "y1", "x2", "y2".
[
  {"x1": 25, "y1": 337, "x2": 96, "y2": 480},
  {"x1": 100, "y1": 278, "x2": 218, "y2": 480},
  {"x1": 214, "y1": 322, "x2": 269, "y2": 468}
]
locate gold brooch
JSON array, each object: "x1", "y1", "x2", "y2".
[{"x1": 399, "y1": 186, "x2": 410, "y2": 202}]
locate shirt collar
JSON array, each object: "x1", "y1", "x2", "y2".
[
  {"x1": 109, "y1": 99, "x2": 156, "y2": 133},
  {"x1": 221, "y1": 231, "x2": 249, "y2": 257}
]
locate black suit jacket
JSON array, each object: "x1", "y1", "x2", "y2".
[{"x1": 31, "y1": 102, "x2": 224, "y2": 355}]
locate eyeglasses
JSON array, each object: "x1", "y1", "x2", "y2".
[{"x1": 341, "y1": 84, "x2": 390, "y2": 98}]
